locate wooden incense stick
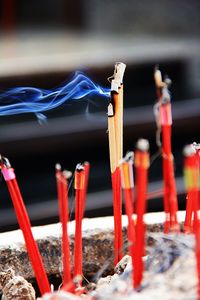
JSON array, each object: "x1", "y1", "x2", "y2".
[
  {"x1": 134, "y1": 139, "x2": 149, "y2": 289},
  {"x1": 55, "y1": 164, "x2": 72, "y2": 285},
  {"x1": 154, "y1": 67, "x2": 179, "y2": 233},
  {"x1": 0, "y1": 157, "x2": 50, "y2": 296},
  {"x1": 74, "y1": 163, "x2": 85, "y2": 282},
  {"x1": 120, "y1": 151, "x2": 135, "y2": 288},
  {"x1": 108, "y1": 62, "x2": 126, "y2": 264}
]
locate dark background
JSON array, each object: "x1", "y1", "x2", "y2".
[{"x1": 0, "y1": 0, "x2": 200, "y2": 231}]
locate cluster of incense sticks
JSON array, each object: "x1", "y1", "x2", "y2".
[
  {"x1": 108, "y1": 62, "x2": 126, "y2": 265},
  {"x1": 0, "y1": 62, "x2": 200, "y2": 299},
  {"x1": 55, "y1": 164, "x2": 72, "y2": 286},
  {"x1": 154, "y1": 67, "x2": 179, "y2": 233},
  {"x1": 74, "y1": 162, "x2": 90, "y2": 282},
  {"x1": 0, "y1": 156, "x2": 51, "y2": 296},
  {"x1": 56, "y1": 161, "x2": 90, "y2": 291},
  {"x1": 0, "y1": 154, "x2": 90, "y2": 296}
]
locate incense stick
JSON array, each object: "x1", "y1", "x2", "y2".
[
  {"x1": 108, "y1": 62, "x2": 126, "y2": 265},
  {"x1": 134, "y1": 139, "x2": 149, "y2": 289},
  {"x1": 183, "y1": 145, "x2": 199, "y2": 233},
  {"x1": 183, "y1": 144, "x2": 200, "y2": 298},
  {"x1": 74, "y1": 163, "x2": 85, "y2": 282},
  {"x1": 81, "y1": 161, "x2": 90, "y2": 219},
  {"x1": 154, "y1": 67, "x2": 179, "y2": 233},
  {"x1": 55, "y1": 164, "x2": 72, "y2": 285},
  {"x1": 0, "y1": 157, "x2": 50, "y2": 296},
  {"x1": 120, "y1": 151, "x2": 135, "y2": 288}
]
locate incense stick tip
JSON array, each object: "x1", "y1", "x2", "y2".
[
  {"x1": 62, "y1": 170, "x2": 72, "y2": 179},
  {"x1": 110, "y1": 62, "x2": 126, "y2": 91},
  {"x1": 107, "y1": 103, "x2": 114, "y2": 116},
  {"x1": 154, "y1": 66, "x2": 165, "y2": 88},
  {"x1": 76, "y1": 163, "x2": 84, "y2": 172},
  {"x1": 136, "y1": 139, "x2": 149, "y2": 151},
  {"x1": 183, "y1": 144, "x2": 196, "y2": 157},
  {"x1": 123, "y1": 151, "x2": 134, "y2": 163},
  {"x1": 115, "y1": 62, "x2": 126, "y2": 84},
  {"x1": 193, "y1": 142, "x2": 200, "y2": 150},
  {"x1": 55, "y1": 163, "x2": 62, "y2": 171},
  {"x1": 1, "y1": 157, "x2": 11, "y2": 168}
]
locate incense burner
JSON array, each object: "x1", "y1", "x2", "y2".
[{"x1": 0, "y1": 212, "x2": 198, "y2": 299}]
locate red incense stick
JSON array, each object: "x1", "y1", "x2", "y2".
[
  {"x1": 0, "y1": 157, "x2": 50, "y2": 296},
  {"x1": 133, "y1": 139, "x2": 149, "y2": 289},
  {"x1": 55, "y1": 164, "x2": 72, "y2": 285},
  {"x1": 74, "y1": 163, "x2": 86, "y2": 282},
  {"x1": 161, "y1": 102, "x2": 179, "y2": 232},
  {"x1": 183, "y1": 145, "x2": 200, "y2": 298},
  {"x1": 120, "y1": 151, "x2": 135, "y2": 287},
  {"x1": 183, "y1": 145, "x2": 199, "y2": 233},
  {"x1": 193, "y1": 142, "x2": 200, "y2": 212},
  {"x1": 81, "y1": 161, "x2": 90, "y2": 218},
  {"x1": 154, "y1": 68, "x2": 179, "y2": 233}
]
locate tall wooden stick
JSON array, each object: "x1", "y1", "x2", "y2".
[
  {"x1": 108, "y1": 62, "x2": 126, "y2": 265},
  {"x1": 134, "y1": 139, "x2": 149, "y2": 289},
  {"x1": 154, "y1": 67, "x2": 179, "y2": 233},
  {"x1": 56, "y1": 164, "x2": 72, "y2": 285},
  {"x1": 0, "y1": 157, "x2": 50, "y2": 296}
]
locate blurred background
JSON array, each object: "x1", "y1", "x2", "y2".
[{"x1": 0, "y1": 0, "x2": 200, "y2": 231}]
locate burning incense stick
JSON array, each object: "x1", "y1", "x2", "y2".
[
  {"x1": 74, "y1": 163, "x2": 86, "y2": 282},
  {"x1": 154, "y1": 67, "x2": 179, "y2": 233},
  {"x1": 120, "y1": 151, "x2": 135, "y2": 287},
  {"x1": 55, "y1": 164, "x2": 72, "y2": 285},
  {"x1": 108, "y1": 62, "x2": 126, "y2": 265},
  {"x1": 134, "y1": 139, "x2": 149, "y2": 289},
  {"x1": 0, "y1": 156, "x2": 50, "y2": 296}
]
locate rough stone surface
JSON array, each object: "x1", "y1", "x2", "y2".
[{"x1": 0, "y1": 212, "x2": 185, "y2": 286}]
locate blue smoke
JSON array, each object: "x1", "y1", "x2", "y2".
[{"x1": 0, "y1": 71, "x2": 110, "y2": 122}]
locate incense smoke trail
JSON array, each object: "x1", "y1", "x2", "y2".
[{"x1": 0, "y1": 72, "x2": 110, "y2": 122}]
